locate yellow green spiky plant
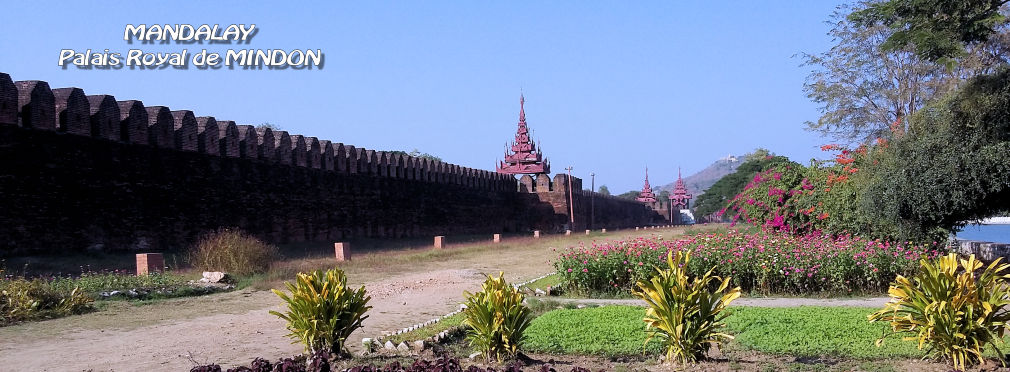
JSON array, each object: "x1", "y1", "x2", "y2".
[
  {"x1": 462, "y1": 272, "x2": 532, "y2": 362},
  {"x1": 869, "y1": 253, "x2": 1010, "y2": 371},
  {"x1": 632, "y1": 250, "x2": 741, "y2": 365},
  {"x1": 270, "y1": 268, "x2": 371, "y2": 355}
]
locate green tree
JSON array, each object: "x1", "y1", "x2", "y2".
[
  {"x1": 865, "y1": 69, "x2": 1010, "y2": 240},
  {"x1": 387, "y1": 148, "x2": 443, "y2": 163},
  {"x1": 616, "y1": 190, "x2": 639, "y2": 200},
  {"x1": 597, "y1": 185, "x2": 611, "y2": 195},
  {"x1": 256, "y1": 122, "x2": 281, "y2": 131},
  {"x1": 803, "y1": 2, "x2": 1007, "y2": 143},
  {"x1": 850, "y1": 0, "x2": 1009, "y2": 62}
]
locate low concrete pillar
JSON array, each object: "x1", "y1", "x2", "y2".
[
  {"x1": 136, "y1": 253, "x2": 164, "y2": 276},
  {"x1": 602, "y1": 228, "x2": 607, "y2": 233},
  {"x1": 565, "y1": 230, "x2": 571, "y2": 236},
  {"x1": 334, "y1": 242, "x2": 350, "y2": 261},
  {"x1": 636, "y1": 227, "x2": 640, "y2": 231},
  {"x1": 493, "y1": 234, "x2": 501, "y2": 243},
  {"x1": 434, "y1": 236, "x2": 445, "y2": 249},
  {"x1": 585, "y1": 229, "x2": 590, "y2": 235},
  {"x1": 533, "y1": 230, "x2": 540, "y2": 238}
]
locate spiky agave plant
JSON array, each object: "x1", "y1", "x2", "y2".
[
  {"x1": 462, "y1": 272, "x2": 532, "y2": 362},
  {"x1": 270, "y1": 268, "x2": 371, "y2": 355},
  {"x1": 632, "y1": 250, "x2": 741, "y2": 364},
  {"x1": 869, "y1": 253, "x2": 1010, "y2": 371}
]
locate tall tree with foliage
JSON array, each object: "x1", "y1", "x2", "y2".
[
  {"x1": 803, "y1": 1, "x2": 1008, "y2": 144},
  {"x1": 850, "y1": 0, "x2": 1009, "y2": 62},
  {"x1": 865, "y1": 68, "x2": 1010, "y2": 240},
  {"x1": 846, "y1": 0, "x2": 1010, "y2": 240}
]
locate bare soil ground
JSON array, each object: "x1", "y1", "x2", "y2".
[{"x1": 0, "y1": 228, "x2": 685, "y2": 371}]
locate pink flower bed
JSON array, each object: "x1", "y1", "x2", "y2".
[{"x1": 553, "y1": 230, "x2": 944, "y2": 295}]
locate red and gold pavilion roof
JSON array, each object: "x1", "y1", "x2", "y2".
[{"x1": 496, "y1": 94, "x2": 550, "y2": 175}]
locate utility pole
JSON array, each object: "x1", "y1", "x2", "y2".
[
  {"x1": 565, "y1": 166, "x2": 575, "y2": 229},
  {"x1": 590, "y1": 172, "x2": 595, "y2": 230}
]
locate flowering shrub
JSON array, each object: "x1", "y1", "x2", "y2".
[
  {"x1": 553, "y1": 231, "x2": 945, "y2": 295},
  {"x1": 721, "y1": 144, "x2": 902, "y2": 241}
]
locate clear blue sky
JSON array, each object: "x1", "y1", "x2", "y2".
[{"x1": 0, "y1": 1, "x2": 844, "y2": 194}]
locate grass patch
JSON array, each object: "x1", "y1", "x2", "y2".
[
  {"x1": 386, "y1": 313, "x2": 466, "y2": 345},
  {"x1": 524, "y1": 306, "x2": 662, "y2": 357},
  {"x1": 522, "y1": 305, "x2": 1007, "y2": 361},
  {"x1": 724, "y1": 306, "x2": 923, "y2": 358}
]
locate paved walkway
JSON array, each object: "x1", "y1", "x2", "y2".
[{"x1": 553, "y1": 296, "x2": 892, "y2": 308}]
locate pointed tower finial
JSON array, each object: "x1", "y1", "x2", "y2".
[{"x1": 519, "y1": 93, "x2": 526, "y2": 122}]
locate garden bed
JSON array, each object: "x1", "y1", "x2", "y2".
[{"x1": 553, "y1": 231, "x2": 945, "y2": 296}]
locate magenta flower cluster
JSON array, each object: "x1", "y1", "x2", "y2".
[{"x1": 553, "y1": 230, "x2": 944, "y2": 294}]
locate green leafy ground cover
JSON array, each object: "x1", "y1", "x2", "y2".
[
  {"x1": 524, "y1": 306, "x2": 662, "y2": 357},
  {"x1": 520, "y1": 305, "x2": 1007, "y2": 360}
]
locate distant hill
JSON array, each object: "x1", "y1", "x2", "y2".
[{"x1": 658, "y1": 154, "x2": 744, "y2": 197}]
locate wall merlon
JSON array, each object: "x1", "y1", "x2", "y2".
[
  {"x1": 86, "y1": 95, "x2": 121, "y2": 141},
  {"x1": 0, "y1": 73, "x2": 17, "y2": 126},
  {"x1": 366, "y1": 150, "x2": 378, "y2": 175},
  {"x1": 195, "y1": 116, "x2": 220, "y2": 156},
  {"x1": 290, "y1": 135, "x2": 307, "y2": 167},
  {"x1": 117, "y1": 100, "x2": 148, "y2": 145},
  {"x1": 333, "y1": 143, "x2": 347, "y2": 173},
  {"x1": 171, "y1": 110, "x2": 198, "y2": 152},
  {"x1": 255, "y1": 127, "x2": 275, "y2": 161},
  {"x1": 319, "y1": 139, "x2": 333, "y2": 171},
  {"x1": 346, "y1": 145, "x2": 359, "y2": 174},
  {"x1": 144, "y1": 106, "x2": 174, "y2": 149},
  {"x1": 15, "y1": 80, "x2": 55, "y2": 131},
  {"x1": 216, "y1": 120, "x2": 240, "y2": 158},
  {"x1": 236, "y1": 124, "x2": 258, "y2": 159},
  {"x1": 53, "y1": 87, "x2": 90, "y2": 136},
  {"x1": 273, "y1": 130, "x2": 292, "y2": 165}
]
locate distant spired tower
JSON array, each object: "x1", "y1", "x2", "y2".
[
  {"x1": 635, "y1": 167, "x2": 658, "y2": 203},
  {"x1": 496, "y1": 94, "x2": 550, "y2": 175},
  {"x1": 669, "y1": 167, "x2": 693, "y2": 209}
]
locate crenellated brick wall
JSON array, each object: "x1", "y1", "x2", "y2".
[{"x1": 0, "y1": 72, "x2": 663, "y2": 254}]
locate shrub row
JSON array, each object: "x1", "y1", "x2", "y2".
[
  {"x1": 0, "y1": 277, "x2": 93, "y2": 325},
  {"x1": 554, "y1": 230, "x2": 945, "y2": 295}
]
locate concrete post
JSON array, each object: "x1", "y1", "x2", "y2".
[
  {"x1": 493, "y1": 234, "x2": 501, "y2": 243},
  {"x1": 334, "y1": 242, "x2": 350, "y2": 261},
  {"x1": 534, "y1": 230, "x2": 541, "y2": 238},
  {"x1": 136, "y1": 253, "x2": 165, "y2": 276},
  {"x1": 434, "y1": 236, "x2": 445, "y2": 249}
]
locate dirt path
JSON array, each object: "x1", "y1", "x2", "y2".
[{"x1": 0, "y1": 269, "x2": 501, "y2": 371}]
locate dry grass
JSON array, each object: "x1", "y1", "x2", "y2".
[{"x1": 189, "y1": 228, "x2": 279, "y2": 276}]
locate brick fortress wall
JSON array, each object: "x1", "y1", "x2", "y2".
[{"x1": 0, "y1": 72, "x2": 663, "y2": 254}]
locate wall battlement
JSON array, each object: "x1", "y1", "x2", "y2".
[
  {"x1": 0, "y1": 72, "x2": 518, "y2": 192},
  {"x1": 0, "y1": 72, "x2": 662, "y2": 254}
]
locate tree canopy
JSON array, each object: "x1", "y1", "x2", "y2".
[
  {"x1": 850, "y1": 0, "x2": 1008, "y2": 62},
  {"x1": 865, "y1": 68, "x2": 1010, "y2": 238},
  {"x1": 803, "y1": 1, "x2": 1008, "y2": 144}
]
